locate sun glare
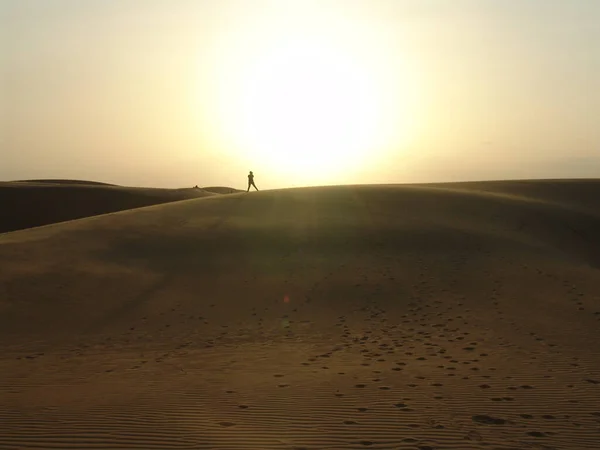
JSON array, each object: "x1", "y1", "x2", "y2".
[
  {"x1": 234, "y1": 39, "x2": 381, "y2": 176},
  {"x1": 202, "y1": 8, "x2": 419, "y2": 184}
]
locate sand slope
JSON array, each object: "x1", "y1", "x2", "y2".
[
  {"x1": 0, "y1": 181, "x2": 222, "y2": 234},
  {"x1": 203, "y1": 186, "x2": 245, "y2": 194},
  {"x1": 1, "y1": 180, "x2": 599, "y2": 449},
  {"x1": 13, "y1": 179, "x2": 118, "y2": 186}
]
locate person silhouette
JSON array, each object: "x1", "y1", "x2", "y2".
[{"x1": 247, "y1": 171, "x2": 258, "y2": 192}]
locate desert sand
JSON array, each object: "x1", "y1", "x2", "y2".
[
  {"x1": 1, "y1": 180, "x2": 599, "y2": 450},
  {"x1": 0, "y1": 180, "x2": 240, "y2": 234}
]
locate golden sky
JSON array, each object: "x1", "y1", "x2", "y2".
[{"x1": 2, "y1": 0, "x2": 599, "y2": 188}]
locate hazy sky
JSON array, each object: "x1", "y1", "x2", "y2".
[{"x1": 2, "y1": 0, "x2": 599, "y2": 189}]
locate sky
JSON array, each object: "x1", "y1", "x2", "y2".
[{"x1": 2, "y1": 0, "x2": 599, "y2": 189}]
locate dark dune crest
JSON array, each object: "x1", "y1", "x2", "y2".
[
  {"x1": 12, "y1": 179, "x2": 118, "y2": 186},
  {"x1": 0, "y1": 182, "x2": 223, "y2": 234}
]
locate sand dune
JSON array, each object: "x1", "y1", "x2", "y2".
[
  {"x1": 203, "y1": 186, "x2": 246, "y2": 194},
  {"x1": 13, "y1": 179, "x2": 118, "y2": 186},
  {"x1": 0, "y1": 181, "x2": 228, "y2": 234},
  {"x1": 1, "y1": 180, "x2": 599, "y2": 449}
]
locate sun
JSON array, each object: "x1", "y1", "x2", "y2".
[
  {"x1": 203, "y1": 10, "x2": 419, "y2": 185},
  {"x1": 231, "y1": 38, "x2": 382, "y2": 178}
]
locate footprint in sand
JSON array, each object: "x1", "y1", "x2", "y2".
[
  {"x1": 527, "y1": 431, "x2": 547, "y2": 437},
  {"x1": 472, "y1": 415, "x2": 506, "y2": 425}
]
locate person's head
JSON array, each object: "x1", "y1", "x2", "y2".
[{"x1": 249, "y1": 171, "x2": 253, "y2": 174}]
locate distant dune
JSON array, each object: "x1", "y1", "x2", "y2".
[
  {"x1": 1, "y1": 180, "x2": 599, "y2": 449},
  {"x1": 202, "y1": 186, "x2": 245, "y2": 194},
  {"x1": 0, "y1": 180, "x2": 238, "y2": 234},
  {"x1": 13, "y1": 178, "x2": 118, "y2": 186}
]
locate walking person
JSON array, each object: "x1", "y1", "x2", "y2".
[{"x1": 247, "y1": 171, "x2": 258, "y2": 192}]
